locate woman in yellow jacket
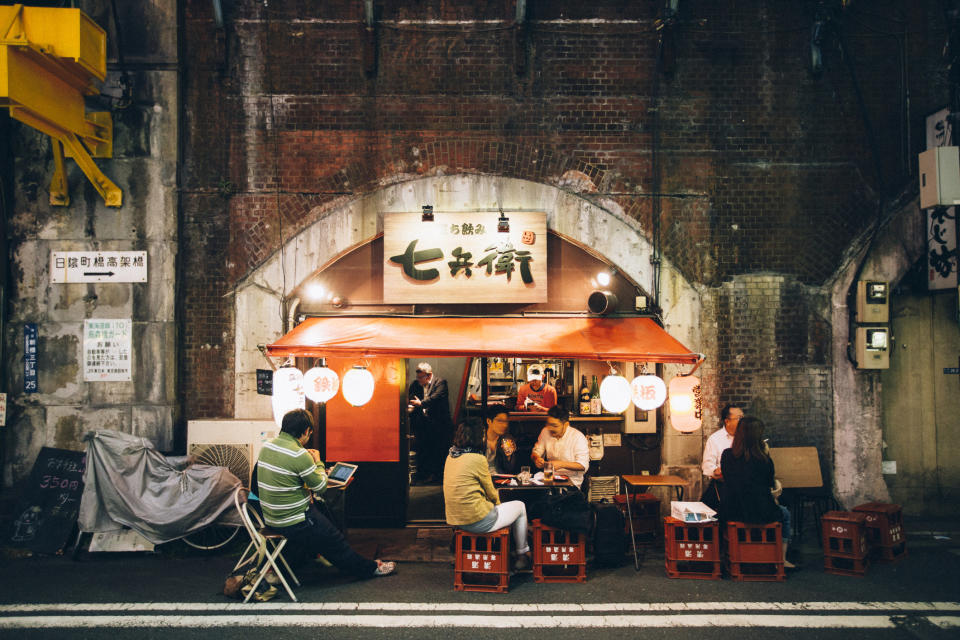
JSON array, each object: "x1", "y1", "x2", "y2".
[{"x1": 443, "y1": 417, "x2": 531, "y2": 570}]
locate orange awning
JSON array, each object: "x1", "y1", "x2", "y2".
[{"x1": 267, "y1": 316, "x2": 700, "y2": 364}]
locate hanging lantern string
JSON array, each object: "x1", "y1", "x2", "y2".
[{"x1": 605, "y1": 360, "x2": 619, "y2": 376}]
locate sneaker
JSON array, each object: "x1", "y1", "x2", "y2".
[
  {"x1": 513, "y1": 554, "x2": 531, "y2": 572},
  {"x1": 374, "y1": 560, "x2": 396, "y2": 577},
  {"x1": 264, "y1": 570, "x2": 280, "y2": 586}
]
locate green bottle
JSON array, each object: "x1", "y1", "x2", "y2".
[{"x1": 589, "y1": 375, "x2": 601, "y2": 414}]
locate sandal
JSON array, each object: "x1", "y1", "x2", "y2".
[{"x1": 374, "y1": 560, "x2": 396, "y2": 576}]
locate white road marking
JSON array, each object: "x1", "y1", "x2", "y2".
[
  {"x1": 0, "y1": 601, "x2": 957, "y2": 613},
  {"x1": 3, "y1": 614, "x2": 959, "y2": 629}
]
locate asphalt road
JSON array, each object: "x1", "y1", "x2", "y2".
[{"x1": 1, "y1": 534, "x2": 958, "y2": 639}]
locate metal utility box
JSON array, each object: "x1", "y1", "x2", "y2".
[
  {"x1": 856, "y1": 280, "x2": 889, "y2": 323},
  {"x1": 856, "y1": 327, "x2": 890, "y2": 369},
  {"x1": 919, "y1": 147, "x2": 960, "y2": 209}
]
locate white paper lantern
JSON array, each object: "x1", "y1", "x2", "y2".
[
  {"x1": 342, "y1": 366, "x2": 375, "y2": 407},
  {"x1": 272, "y1": 367, "x2": 305, "y2": 427},
  {"x1": 303, "y1": 366, "x2": 339, "y2": 403},
  {"x1": 599, "y1": 374, "x2": 632, "y2": 414},
  {"x1": 630, "y1": 374, "x2": 667, "y2": 411},
  {"x1": 668, "y1": 374, "x2": 702, "y2": 433}
]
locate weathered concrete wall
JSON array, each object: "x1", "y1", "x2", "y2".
[{"x1": 3, "y1": 1, "x2": 178, "y2": 486}]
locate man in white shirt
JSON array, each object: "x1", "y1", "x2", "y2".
[
  {"x1": 531, "y1": 405, "x2": 591, "y2": 488},
  {"x1": 700, "y1": 404, "x2": 743, "y2": 509}
]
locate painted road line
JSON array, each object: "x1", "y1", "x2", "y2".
[
  {"x1": 1, "y1": 614, "x2": 959, "y2": 629},
  {"x1": 1, "y1": 601, "x2": 958, "y2": 613}
]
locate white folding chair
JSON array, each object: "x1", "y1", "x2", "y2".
[{"x1": 233, "y1": 488, "x2": 300, "y2": 602}]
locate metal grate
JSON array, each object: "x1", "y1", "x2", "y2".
[{"x1": 587, "y1": 476, "x2": 620, "y2": 503}]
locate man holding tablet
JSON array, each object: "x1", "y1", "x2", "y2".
[{"x1": 256, "y1": 409, "x2": 395, "y2": 579}]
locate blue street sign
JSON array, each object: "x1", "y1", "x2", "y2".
[
  {"x1": 944, "y1": 367, "x2": 960, "y2": 375},
  {"x1": 24, "y1": 323, "x2": 38, "y2": 393}
]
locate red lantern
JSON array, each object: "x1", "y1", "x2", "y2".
[{"x1": 668, "y1": 375, "x2": 702, "y2": 433}]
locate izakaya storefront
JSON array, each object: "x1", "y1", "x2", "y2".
[{"x1": 248, "y1": 196, "x2": 703, "y2": 527}]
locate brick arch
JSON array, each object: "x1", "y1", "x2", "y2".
[
  {"x1": 231, "y1": 139, "x2": 645, "y2": 284},
  {"x1": 232, "y1": 174, "x2": 701, "y2": 421}
]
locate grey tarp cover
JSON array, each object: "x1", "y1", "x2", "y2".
[{"x1": 79, "y1": 429, "x2": 242, "y2": 544}]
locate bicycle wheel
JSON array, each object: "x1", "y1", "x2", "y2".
[{"x1": 182, "y1": 524, "x2": 240, "y2": 550}]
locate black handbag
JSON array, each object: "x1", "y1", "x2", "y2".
[{"x1": 540, "y1": 490, "x2": 594, "y2": 535}]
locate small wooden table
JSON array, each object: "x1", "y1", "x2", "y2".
[{"x1": 621, "y1": 475, "x2": 687, "y2": 570}]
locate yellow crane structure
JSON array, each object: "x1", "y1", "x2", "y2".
[{"x1": 0, "y1": 4, "x2": 121, "y2": 207}]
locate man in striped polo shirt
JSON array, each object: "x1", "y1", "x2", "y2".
[{"x1": 257, "y1": 409, "x2": 395, "y2": 578}]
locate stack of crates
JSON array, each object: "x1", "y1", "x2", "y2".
[
  {"x1": 453, "y1": 527, "x2": 511, "y2": 593},
  {"x1": 614, "y1": 493, "x2": 661, "y2": 544},
  {"x1": 663, "y1": 516, "x2": 721, "y2": 580},
  {"x1": 723, "y1": 521, "x2": 785, "y2": 581},
  {"x1": 531, "y1": 519, "x2": 587, "y2": 583},
  {"x1": 853, "y1": 502, "x2": 907, "y2": 563},
  {"x1": 821, "y1": 510, "x2": 870, "y2": 576}
]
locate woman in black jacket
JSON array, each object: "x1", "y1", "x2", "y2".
[{"x1": 720, "y1": 416, "x2": 795, "y2": 569}]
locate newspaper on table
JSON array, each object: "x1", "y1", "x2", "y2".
[{"x1": 671, "y1": 501, "x2": 717, "y2": 523}]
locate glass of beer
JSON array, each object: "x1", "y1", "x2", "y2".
[{"x1": 543, "y1": 462, "x2": 554, "y2": 483}]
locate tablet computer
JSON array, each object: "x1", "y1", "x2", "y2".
[{"x1": 326, "y1": 462, "x2": 359, "y2": 487}]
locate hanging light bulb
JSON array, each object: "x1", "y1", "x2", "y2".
[
  {"x1": 599, "y1": 373, "x2": 632, "y2": 414},
  {"x1": 303, "y1": 366, "x2": 339, "y2": 403},
  {"x1": 630, "y1": 374, "x2": 667, "y2": 411},
  {"x1": 668, "y1": 375, "x2": 702, "y2": 433},
  {"x1": 271, "y1": 367, "x2": 305, "y2": 428},
  {"x1": 342, "y1": 366, "x2": 375, "y2": 407}
]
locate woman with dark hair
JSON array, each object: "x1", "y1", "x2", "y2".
[
  {"x1": 483, "y1": 404, "x2": 520, "y2": 475},
  {"x1": 720, "y1": 416, "x2": 795, "y2": 569},
  {"x1": 443, "y1": 417, "x2": 531, "y2": 570}
]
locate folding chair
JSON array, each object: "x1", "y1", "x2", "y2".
[{"x1": 232, "y1": 488, "x2": 300, "y2": 602}]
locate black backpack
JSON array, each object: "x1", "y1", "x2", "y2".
[{"x1": 592, "y1": 500, "x2": 627, "y2": 567}]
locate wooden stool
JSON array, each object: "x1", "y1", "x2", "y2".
[
  {"x1": 723, "y1": 521, "x2": 785, "y2": 582},
  {"x1": 453, "y1": 527, "x2": 511, "y2": 593},
  {"x1": 853, "y1": 502, "x2": 907, "y2": 563},
  {"x1": 531, "y1": 519, "x2": 586, "y2": 583},
  {"x1": 664, "y1": 516, "x2": 721, "y2": 580},
  {"x1": 821, "y1": 510, "x2": 870, "y2": 576}
]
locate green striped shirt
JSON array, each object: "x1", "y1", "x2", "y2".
[{"x1": 256, "y1": 432, "x2": 328, "y2": 527}]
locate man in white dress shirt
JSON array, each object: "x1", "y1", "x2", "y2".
[
  {"x1": 700, "y1": 404, "x2": 743, "y2": 509},
  {"x1": 531, "y1": 405, "x2": 591, "y2": 488}
]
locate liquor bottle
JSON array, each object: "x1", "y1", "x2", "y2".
[
  {"x1": 589, "y1": 375, "x2": 602, "y2": 415},
  {"x1": 578, "y1": 375, "x2": 591, "y2": 415}
]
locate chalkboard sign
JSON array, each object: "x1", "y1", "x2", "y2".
[
  {"x1": 6, "y1": 447, "x2": 85, "y2": 554},
  {"x1": 256, "y1": 368, "x2": 273, "y2": 395}
]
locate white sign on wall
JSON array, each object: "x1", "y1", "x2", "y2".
[
  {"x1": 83, "y1": 319, "x2": 132, "y2": 382},
  {"x1": 51, "y1": 251, "x2": 147, "y2": 283},
  {"x1": 383, "y1": 211, "x2": 547, "y2": 304}
]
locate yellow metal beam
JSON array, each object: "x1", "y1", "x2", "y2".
[{"x1": 0, "y1": 5, "x2": 120, "y2": 207}]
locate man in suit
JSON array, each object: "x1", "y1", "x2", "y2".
[{"x1": 408, "y1": 362, "x2": 453, "y2": 483}]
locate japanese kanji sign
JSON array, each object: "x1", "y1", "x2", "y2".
[
  {"x1": 50, "y1": 251, "x2": 147, "y2": 283},
  {"x1": 24, "y1": 323, "x2": 37, "y2": 394},
  {"x1": 383, "y1": 211, "x2": 547, "y2": 303},
  {"x1": 83, "y1": 319, "x2": 132, "y2": 382}
]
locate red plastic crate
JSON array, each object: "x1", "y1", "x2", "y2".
[
  {"x1": 724, "y1": 521, "x2": 783, "y2": 563},
  {"x1": 453, "y1": 527, "x2": 511, "y2": 593},
  {"x1": 664, "y1": 516, "x2": 721, "y2": 580},
  {"x1": 821, "y1": 511, "x2": 869, "y2": 560},
  {"x1": 614, "y1": 493, "x2": 661, "y2": 538},
  {"x1": 824, "y1": 553, "x2": 870, "y2": 577},
  {"x1": 852, "y1": 502, "x2": 908, "y2": 562},
  {"x1": 531, "y1": 519, "x2": 587, "y2": 583}
]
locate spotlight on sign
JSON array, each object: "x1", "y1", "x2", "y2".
[
  {"x1": 303, "y1": 366, "x2": 339, "y2": 403},
  {"x1": 599, "y1": 374, "x2": 632, "y2": 414},
  {"x1": 668, "y1": 375, "x2": 702, "y2": 433},
  {"x1": 342, "y1": 366, "x2": 375, "y2": 407},
  {"x1": 630, "y1": 374, "x2": 667, "y2": 411},
  {"x1": 272, "y1": 367, "x2": 305, "y2": 428}
]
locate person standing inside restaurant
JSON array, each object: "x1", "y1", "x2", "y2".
[
  {"x1": 256, "y1": 409, "x2": 395, "y2": 579},
  {"x1": 444, "y1": 418, "x2": 531, "y2": 570},
  {"x1": 516, "y1": 365, "x2": 558, "y2": 412},
  {"x1": 720, "y1": 416, "x2": 795, "y2": 569},
  {"x1": 700, "y1": 404, "x2": 743, "y2": 510},
  {"x1": 531, "y1": 405, "x2": 590, "y2": 488},
  {"x1": 408, "y1": 362, "x2": 453, "y2": 483}
]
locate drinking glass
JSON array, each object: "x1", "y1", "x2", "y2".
[
  {"x1": 543, "y1": 462, "x2": 555, "y2": 482},
  {"x1": 519, "y1": 465, "x2": 531, "y2": 485}
]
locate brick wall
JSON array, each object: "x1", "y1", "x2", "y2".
[{"x1": 180, "y1": 0, "x2": 942, "y2": 426}]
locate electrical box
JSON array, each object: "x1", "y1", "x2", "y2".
[
  {"x1": 855, "y1": 327, "x2": 890, "y2": 369},
  {"x1": 919, "y1": 147, "x2": 960, "y2": 209},
  {"x1": 856, "y1": 280, "x2": 889, "y2": 323}
]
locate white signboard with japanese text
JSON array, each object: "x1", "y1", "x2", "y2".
[
  {"x1": 383, "y1": 211, "x2": 547, "y2": 304},
  {"x1": 83, "y1": 319, "x2": 132, "y2": 382},
  {"x1": 50, "y1": 251, "x2": 147, "y2": 283}
]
